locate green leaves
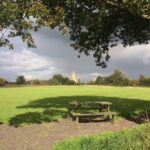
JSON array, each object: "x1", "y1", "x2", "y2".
[
  {"x1": 0, "y1": 0, "x2": 150, "y2": 67},
  {"x1": 0, "y1": 0, "x2": 54, "y2": 49},
  {"x1": 61, "y1": 0, "x2": 150, "y2": 67}
]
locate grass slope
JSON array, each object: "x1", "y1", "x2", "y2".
[
  {"x1": 52, "y1": 124, "x2": 150, "y2": 150},
  {"x1": 0, "y1": 86, "x2": 150, "y2": 126}
]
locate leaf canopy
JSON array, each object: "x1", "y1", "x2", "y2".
[{"x1": 0, "y1": 0, "x2": 150, "y2": 67}]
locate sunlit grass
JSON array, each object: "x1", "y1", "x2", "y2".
[{"x1": 0, "y1": 85, "x2": 150, "y2": 126}]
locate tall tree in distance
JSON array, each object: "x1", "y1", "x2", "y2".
[{"x1": 16, "y1": 75, "x2": 26, "y2": 85}]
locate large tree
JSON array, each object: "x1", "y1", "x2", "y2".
[{"x1": 1, "y1": 0, "x2": 150, "y2": 67}]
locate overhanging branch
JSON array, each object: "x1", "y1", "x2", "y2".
[{"x1": 104, "y1": 0, "x2": 150, "y2": 20}]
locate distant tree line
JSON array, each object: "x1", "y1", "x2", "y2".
[
  {"x1": 0, "y1": 70, "x2": 150, "y2": 87},
  {"x1": 95, "y1": 70, "x2": 130, "y2": 86},
  {"x1": 0, "y1": 74, "x2": 77, "y2": 87},
  {"x1": 94, "y1": 70, "x2": 150, "y2": 87}
]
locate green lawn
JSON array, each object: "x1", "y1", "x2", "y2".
[{"x1": 0, "y1": 85, "x2": 150, "y2": 126}]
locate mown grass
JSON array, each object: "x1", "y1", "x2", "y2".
[
  {"x1": 0, "y1": 85, "x2": 150, "y2": 126},
  {"x1": 52, "y1": 123, "x2": 150, "y2": 150}
]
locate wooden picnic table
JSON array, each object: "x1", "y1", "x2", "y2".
[
  {"x1": 69, "y1": 101, "x2": 112, "y2": 112},
  {"x1": 68, "y1": 101, "x2": 117, "y2": 123}
]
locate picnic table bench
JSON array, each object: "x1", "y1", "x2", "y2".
[{"x1": 68, "y1": 101, "x2": 117, "y2": 124}]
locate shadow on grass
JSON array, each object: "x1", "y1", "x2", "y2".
[
  {"x1": 9, "y1": 96, "x2": 150, "y2": 127},
  {"x1": 9, "y1": 109, "x2": 66, "y2": 127}
]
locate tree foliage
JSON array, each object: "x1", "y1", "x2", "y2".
[
  {"x1": 16, "y1": 75, "x2": 26, "y2": 85},
  {"x1": 95, "y1": 70, "x2": 130, "y2": 86},
  {"x1": 108, "y1": 70, "x2": 130, "y2": 85},
  {"x1": 139, "y1": 75, "x2": 150, "y2": 86},
  {"x1": 0, "y1": 0, "x2": 60, "y2": 48},
  {"x1": 0, "y1": 77, "x2": 7, "y2": 86},
  {"x1": 49, "y1": 74, "x2": 76, "y2": 85},
  {"x1": 1, "y1": 0, "x2": 150, "y2": 67}
]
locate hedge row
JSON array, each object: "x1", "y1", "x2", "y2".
[{"x1": 52, "y1": 124, "x2": 150, "y2": 150}]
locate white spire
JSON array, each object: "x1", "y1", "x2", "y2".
[{"x1": 70, "y1": 70, "x2": 78, "y2": 83}]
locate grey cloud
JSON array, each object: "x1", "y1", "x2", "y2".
[
  {"x1": 0, "y1": 47, "x2": 57, "y2": 81},
  {"x1": 0, "y1": 27, "x2": 150, "y2": 81}
]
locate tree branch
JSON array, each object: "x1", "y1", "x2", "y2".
[{"x1": 104, "y1": 0, "x2": 150, "y2": 20}]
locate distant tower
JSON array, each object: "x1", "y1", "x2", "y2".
[{"x1": 70, "y1": 70, "x2": 78, "y2": 83}]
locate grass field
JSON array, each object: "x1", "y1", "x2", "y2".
[{"x1": 0, "y1": 85, "x2": 150, "y2": 126}]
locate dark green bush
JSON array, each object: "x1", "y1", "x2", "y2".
[
  {"x1": 49, "y1": 74, "x2": 76, "y2": 85},
  {"x1": 52, "y1": 124, "x2": 150, "y2": 150},
  {"x1": 16, "y1": 75, "x2": 26, "y2": 85},
  {"x1": 0, "y1": 77, "x2": 7, "y2": 86}
]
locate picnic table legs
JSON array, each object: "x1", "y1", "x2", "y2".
[
  {"x1": 105, "y1": 113, "x2": 116, "y2": 125},
  {"x1": 72, "y1": 116, "x2": 80, "y2": 123},
  {"x1": 76, "y1": 117, "x2": 79, "y2": 123},
  {"x1": 99, "y1": 104, "x2": 110, "y2": 112},
  {"x1": 112, "y1": 114, "x2": 116, "y2": 125},
  {"x1": 107, "y1": 114, "x2": 116, "y2": 124}
]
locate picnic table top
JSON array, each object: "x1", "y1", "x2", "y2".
[
  {"x1": 71, "y1": 111, "x2": 117, "y2": 116},
  {"x1": 69, "y1": 101, "x2": 112, "y2": 105}
]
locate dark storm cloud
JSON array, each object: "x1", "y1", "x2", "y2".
[{"x1": 0, "y1": 27, "x2": 150, "y2": 81}]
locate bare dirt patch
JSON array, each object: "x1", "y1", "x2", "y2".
[{"x1": 0, "y1": 119, "x2": 137, "y2": 150}]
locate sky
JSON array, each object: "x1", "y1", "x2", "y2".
[{"x1": 0, "y1": 27, "x2": 150, "y2": 82}]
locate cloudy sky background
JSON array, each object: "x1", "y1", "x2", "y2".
[{"x1": 0, "y1": 27, "x2": 150, "y2": 82}]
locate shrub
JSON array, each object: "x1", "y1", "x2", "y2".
[
  {"x1": 49, "y1": 74, "x2": 76, "y2": 85},
  {"x1": 0, "y1": 77, "x2": 7, "y2": 86},
  {"x1": 52, "y1": 124, "x2": 150, "y2": 150},
  {"x1": 16, "y1": 75, "x2": 26, "y2": 85},
  {"x1": 139, "y1": 75, "x2": 150, "y2": 86},
  {"x1": 30, "y1": 79, "x2": 41, "y2": 85}
]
